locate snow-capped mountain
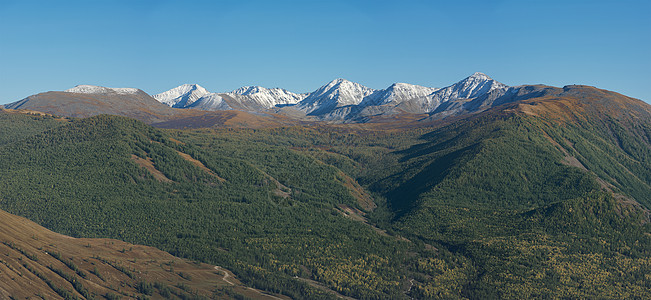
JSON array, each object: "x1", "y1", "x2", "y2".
[
  {"x1": 153, "y1": 84, "x2": 210, "y2": 108},
  {"x1": 360, "y1": 83, "x2": 439, "y2": 107},
  {"x1": 40, "y1": 73, "x2": 512, "y2": 123},
  {"x1": 65, "y1": 85, "x2": 140, "y2": 95},
  {"x1": 428, "y1": 72, "x2": 507, "y2": 106},
  {"x1": 296, "y1": 79, "x2": 378, "y2": 115},
  {"x1": 293, "y1": 73, "x2": 507, "y2": 119},
  {"x1": 185, "y1": 93, "x2": 232, "y2": 111},
  {"x1": 227, "y1": 86, "x2": 306, "y2": 109}
]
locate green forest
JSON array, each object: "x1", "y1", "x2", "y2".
[{"x1": 0, "y1": 108, "x2": 649, "y2": 299}]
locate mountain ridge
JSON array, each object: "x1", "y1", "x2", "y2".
[{"x1": 4, "y1": 73, "x2": 648, "y2": 128}]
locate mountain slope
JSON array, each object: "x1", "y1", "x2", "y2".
[
  {"x1": 5, "y1": 85, "x2": 179, "y2": 123},
  {"x1": 268, "y1": 85, "x2": 650, "y2": 298},
  {"x1": 184, "y1": 93, "x2": 232, "y2": 110},
  {"x1": 0, "y1": 208, "x2": 279, "y2": 299}
]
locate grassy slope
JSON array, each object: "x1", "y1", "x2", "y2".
[{"x1": 0, "y1": 208, "x2": 283, "y2": 300}]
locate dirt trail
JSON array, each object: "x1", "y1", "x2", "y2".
[
  {"x1": 214, "y1": 266, "x2": 288, "y2": 300},
  {"x1": 214, "y1": 266, "x2": 234, "y2": 286}
]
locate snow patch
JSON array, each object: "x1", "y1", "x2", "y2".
[{"x1": 65, "y1": 85, "x2": 140, "y2": 95}]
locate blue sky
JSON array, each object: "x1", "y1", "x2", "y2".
[{"x1": 1, "y1": 0, "x2": 650, "y2": 104}]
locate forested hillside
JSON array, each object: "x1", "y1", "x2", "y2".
[
  {"x1": 0, "y1": 112, "x2": 411, "y2": 299},
  {"x1": 0, "y1": 89, "x2": 649, "y2": 299}
]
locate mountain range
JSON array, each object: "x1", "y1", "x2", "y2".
[
  {"x1": 3, "y1": 72, "x2": 582, "y2": 126},
  {"x1": 150, "y1": 72, "x2": 512, "y2": 121}
]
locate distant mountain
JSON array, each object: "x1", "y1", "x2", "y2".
[
  {"x1": 295, "y1": 78, "x2": 378, "y2": 115},
  {"x1": 296, "y1": 73, "x2": 510, "y2": 121},
  {"x1": 153, "y1": 84, "x2": 232, "y2": 111},
  {"x1": 152, "y1": 83, "x2": 210, "y2": 108},
  {"x1": 153, "y1": 84, "x2": 306, "y2": 112},
  {"x1": 65, "y1": 84, "x2": 141, "y2": 95},
  {"x1": 183, "y1": 93, "x2": 231, "y2": 111},
  {"x1": 362, "y1": 82, "x2": 439, "y2": 107},
  {"x1": 430, "y1": 72, "x2": 507, "y2": 103},
  {"x1": 227, "y1": 86, "x2": 306, "y2": 109},
  {"x1": 4, "y1": 85, "x2": 178, "y2": 123}
]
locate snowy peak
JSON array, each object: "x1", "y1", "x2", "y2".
[
  {"x1": 147, "y1": 72, "x2": 509, "y2": 118},
  {"x1": 319, "y1": 78, "x2": 374, "y2": 97},
  {"x1": 297, "y1": 78, "x2": 377, "y2": 114},
  {"x1": 452, "y1": 72, "x2": 507, "y2": 98},
  {"x1": 467, "y1": 72, "x2": 491, "y2": 81},
  {"x1": 153, "y1": 84, "x2": 210, "y2": 108},
  {"x1": 365, "y1": 82, "x2": 439, "y2": 106},
  {"x1": 65, "y1": 85, "x2": 140, "y2": 95},
  {"x1": 227, "y1": 86, "x2": 305, "y2": 108},
  {"x1": 426, "y1": 72, "x2": 507, "y2": 106},
  {"x1": 185, "y1": 93, "x2": 231, "y2": 111},
  {"x1": 231, "y1": 86, "x2": 267, "y2": 95}
]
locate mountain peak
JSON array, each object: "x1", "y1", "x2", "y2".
[
  {"x1": 227, "y1": 85, "x2": 305, "y2": 108},
  {"x1": 463, "y1": 72, "x2": 496, "y2": 83},
  {"x1": 389, "y1": 82, "x2": 413, "y2": 88},
  {"x1": 153, "y1": 84, "x2": 210, "y2": 108},
  {"x1": 361, "y1": 82, "x2": 438, "y2": 107},
  {"x1": 297, "y1": 79, "x2": 376, "y2": 115},
  {"x1": 422, "y1": 73, "x2": 508, "y2": 110},
  {"x1": 330, "y1": 78, "x2": 350, "y2": 84},
  {"x1": 179, "y1": 83, "x2": 206, "y2": 90},
  {"x1": 231, "y1": 86, "x2": 264, "y2": 95},
  {"x1": 469, "y1": 71, "x2": 490, "y2": 78},
  {"x1": 457, "y1": 72, "x2": 506, "y2": 93},
  {"x1": 323, "y1": 78, "x2": 357, "y2": 88}
]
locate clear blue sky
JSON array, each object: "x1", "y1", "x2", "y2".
[{"x1": 1, "y1": 0, "x2": 650, "y2": 104}]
